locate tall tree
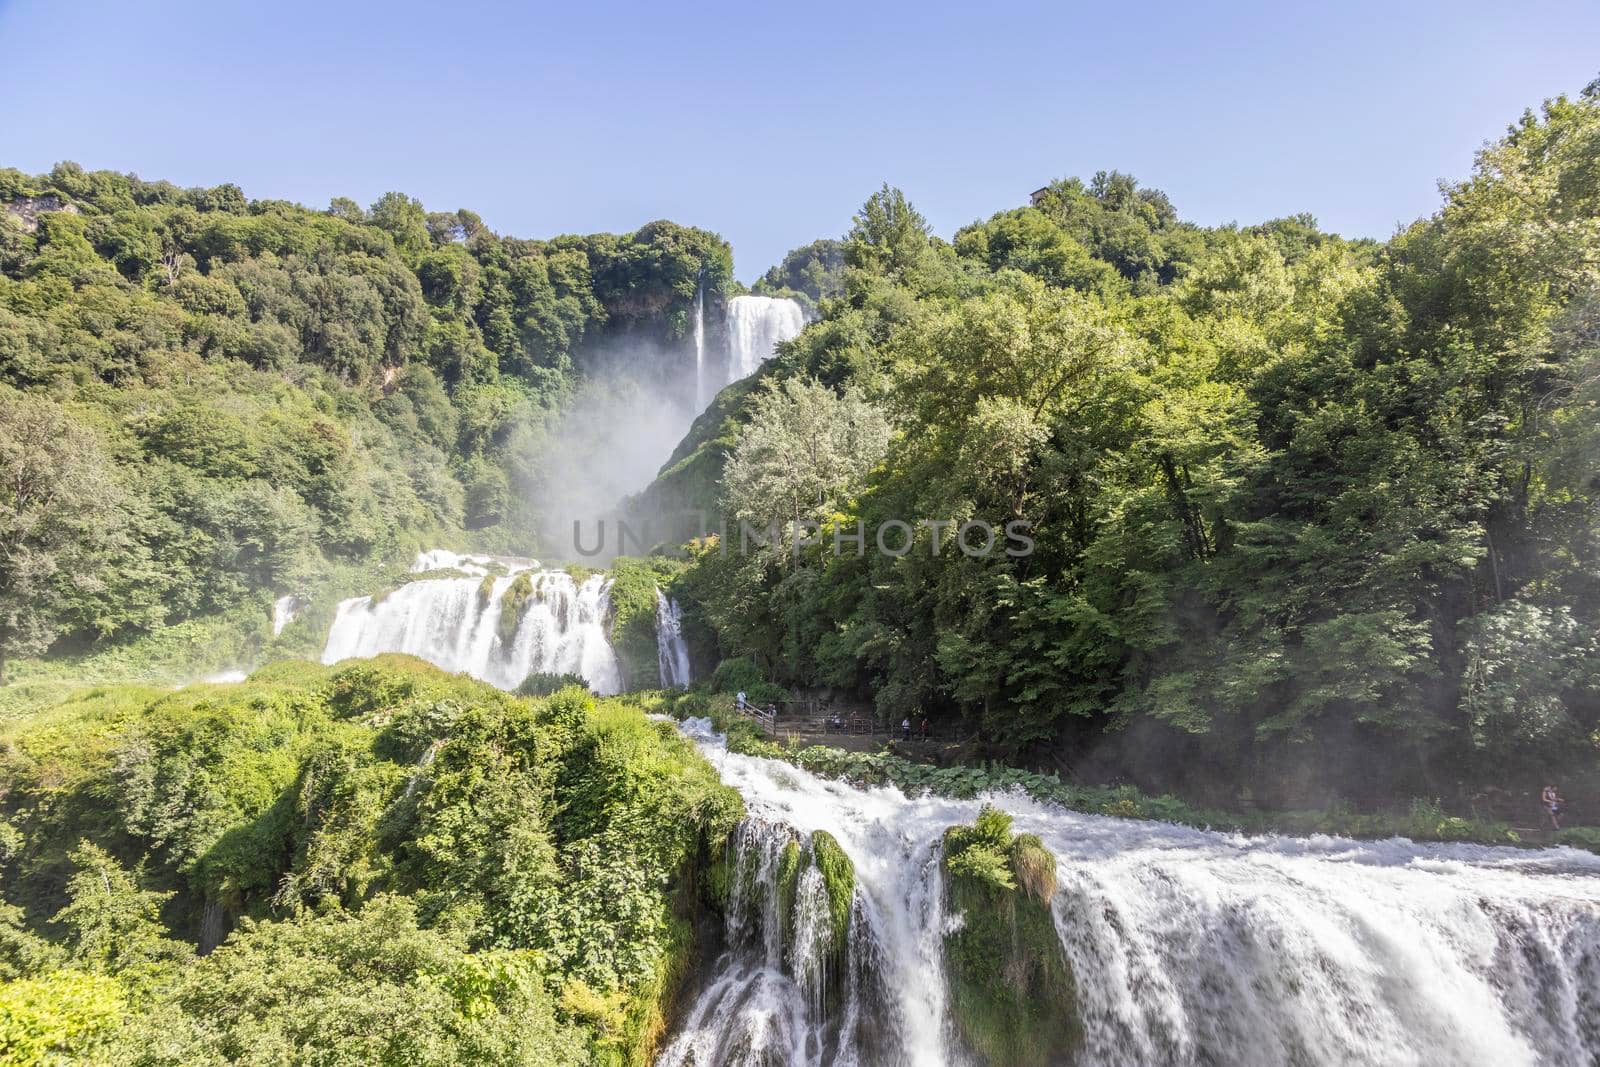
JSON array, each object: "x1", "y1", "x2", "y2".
[{"x1": 0, "y1": 388, "x2": 124, "y2": 683}]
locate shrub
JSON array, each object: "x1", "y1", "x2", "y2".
[
  {"x1": 515, "y1": 672, "x2": 587, "y2": 698},
  {"x1": 693, "y1": 655, "x2": 791, "y2": 709}
]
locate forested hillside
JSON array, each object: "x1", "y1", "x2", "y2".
[
  {"x1": 0, "y1": 165, "x2": 732, "y2": 687},
  {"x1": 0, "y1": 657, "x2": 740, "y2": 1062},
  {"x1": 660, "y1": 84, "x2": 1600, "y2": 805}
]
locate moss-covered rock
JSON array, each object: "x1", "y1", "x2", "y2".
[
  {"x1": 606, "y1": 557, "x2": 686, "y2": 691},
  {"x1": 776, "y1": 838, "x2": 803, "y2": 938},
  {"x1": 496, "y1": 572, "x2": 534, "y2": 645},
  {"x1": 941, "y1": 806, "x2": 1078, "y2": 1067},
  {"x1": 810, "y1": 830, "x2": 853, "y2": 951}
]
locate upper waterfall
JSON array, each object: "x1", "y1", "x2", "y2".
[
  {"x1": 725, "y1": 295, "x2": 805, "y2": 384},
  {"x1": 321, "y1": 552, "x2": 622, "y2": 693},
  {"x1": 662, "y1": 717, "x2": 1600, "y2": 1067},
  {"x1": 693, "y1": 285, "x2": 707, "y2": 409}
]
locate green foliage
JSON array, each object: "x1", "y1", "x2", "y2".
[
  {"x1": 775, "y1": 839, "x2": 802, "y2": 940},
  {"x1": 0, "y1": 903, "x2": 58, "y2": 982},
  {"x1": 706, "y1": 659, "x2": 787, "y2": 706},
  {"x1": 658, "y1": 83, "x2": 1600, "y2": 808},
  {"x1": 752, "y1": 238, "x2": 845, "y2": 311},
  {"x1": 51, "y1": 843, "x2": 192, "y2": 974},
  {"x1": 0, "y1": 387, "x2": 130, "y2": 684},
  {"x1": 809, "y1": 830, "x2": 853, "y2": 951},
  {"x1": 496, "y1": 572, "x2": 535, "y2": 646},
  {"x1": 0, "y1": 657, "x2": 744, "y2": 1062},
  {"x1": 605, "y1": 558, "x2": 677, "y2": 691},
  {"x1": 515, "y1": 672, "x2": 588, "y2": 698},
  {"x1": 719, "y1": 377, "x2": 890, "y2": 539},
  {"x1": 108, "y1": 895, "x2": 586, "y2": 1066},
  {"x1": 0, "y1": 968, "x2": 125, "y2": 1066}
]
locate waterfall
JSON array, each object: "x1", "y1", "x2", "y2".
[
  {"x1": 663, "y1": 718, "x2": 1600, "y2": 1067},
  {"x1": 320, "y1": 559, "x2": 623, "y2": 694},
  {"x1": 402, "y1": 739, "x2": 444, "y2": 800},
  {"x1": 658, "y1": 818, "x2": 890, "y2": 1066},
  {"x1": 694, "y1": 285, "x2": 707, "y2": 409},
  {"x1": 271, "y1": 594, "x2": 303, "y2": 636},
  {"x1": 198, "y1": 898, "x2": 228, "y2": 955},
  {"x1": 725, "y1": 295, "x2": 805, "y2": 384},
  {"x1": 656, "y1": 589, "x2": 693, "y2": 689},
  {"x1": 410, "y1": 548, "x2": 537, "y2": 576}
]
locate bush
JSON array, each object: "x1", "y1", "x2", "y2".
[
  {"x1": 708, "y1": 657, "x2": 762, "y2": 694},
  {"x1": 0, "y1": 658, "x2": 745, "y2": 1063},
  {"x1": 515, "y1": 672, "x2": 587, "y2": 698},
  {"x1": 0, "y1": 969, "x2": 126, "y2": 1065}
]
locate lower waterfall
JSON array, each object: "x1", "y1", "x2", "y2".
[
  {"x1": 656, "y1": 589, "x2": 693, "y2": 689},
  {"x1": 321, "y1": 565, "x2": 623, "y2": 694},
  {"x1": 663, "y1": 719, "x2": 1600, "y2": 1067}
]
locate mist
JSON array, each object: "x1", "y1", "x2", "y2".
[
  {"x1": 527, "y1": 369, "x2": 699, "y2": 563},
  {"x1": 524, "y1": 294, "x2": 807, "y2": 563}
]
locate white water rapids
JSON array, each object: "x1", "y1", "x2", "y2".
[
  {"x1": 662, "y1": 719, "x2": 1600, "y2": 1067},
  {"x1": 321, "y1": 552, "x2": 623, "y2": 693}
]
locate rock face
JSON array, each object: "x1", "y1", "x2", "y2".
[
  {"x1": 941, "y1": 806, "x2": 1079, "y2": 1067},
  {"x1": 4, "y1": 194, "x2": 79, "y2": 233}
]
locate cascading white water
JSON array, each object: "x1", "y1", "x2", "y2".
[
  {"x1": 656, "y1": 589, "x2": 693, "y2": 689},
  {"x1": 663, "y1": 718, "x2": 1600, "y2": 1067},
  {"x1": 271, "y1": 594, "x2": 302, "y2": 636},
  {"x1": 410, "y1": 548, "x2": 538, "y2": 576},
  {"x1": 725, "y1": 295, "x2": 805, "y2": 384},
  {"x1": 694, "y1": 285, "x2": 707, "y2": 409},
  {"x1": 320, "y1": 554, "x2": 622, "y2": 694},
  {"x1": 659, "y1": 818, "x2": 887, "y2": 1067}
]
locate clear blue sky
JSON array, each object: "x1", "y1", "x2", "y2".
[{"x1": 2, "y1": 0, "x2": 1595, "y2": 281}]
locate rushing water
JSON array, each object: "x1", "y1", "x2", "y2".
[
  {"x1": 656, "y1": 589, "x2": 693, "y2": 689},
  {"x1": 725, "y1": 295, "x2": 805, "y2": 383},
  {"x1": 321, "y1": 552, "x2": 623, "y2": 693},
  {"x1": 271, "y1": 594, "x2": 302, "y2": 636},
  {"x1": 662, "y1": 719, "x2": 1600, "y2": 1067},
  {"x1": 694, "y1": 285, "x2": 708, "y2": 409}
]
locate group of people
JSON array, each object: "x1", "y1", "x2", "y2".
[
  {"x1": 900, "y1": 716, "x2": 930, "y2": 741},
  {"x1": 739, "y1": 692, "x2": 933, "y2": 741}
]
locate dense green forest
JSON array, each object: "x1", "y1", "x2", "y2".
[
  {"x1": 0, "y1": 163, "x2": 732, "y2": 692},
  {"x1": 652, "y1": 83, "x2": 1600, "y2": 807}
]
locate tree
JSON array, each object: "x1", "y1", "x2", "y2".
[
  {"x1": 845, "y1": 184, "x2": 931, "y2": 281},
  {"x1": 721, "y1": 377, "x2": 891, "y2": 535},
  {"x1": 368, "y1": 191, "x2": 431, "y2": 260},
  {"x1": 0, "y1": 388, "x2": 125, "y2": 684},
  {"x1": 51, "y1": 842, "x2": 191, "y2": 973}
]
